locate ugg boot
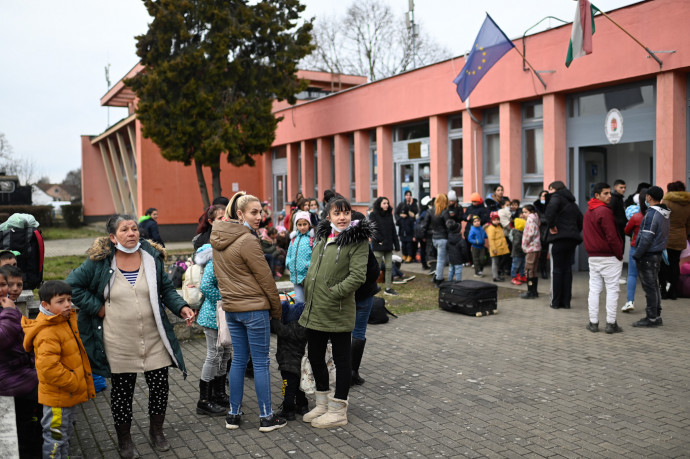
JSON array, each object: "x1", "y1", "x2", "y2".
[
  {"x1": 211, "y1": 374, "x2": 230, "y2": 408},
  {"x1": 302, "y1": 390, "x2": 329, "y2": 423},
  {"x1": 115, "y1": 423, "x2": 139, "y2": 458},
  {"x1": 197, "y1": 380, "x2": 225, "y2": 416},
  {"x1": 149, "y1": 414, "x2": 170, "y2": 452},
  {"x1": 311, "y1": 395, "x2": 348, "y2": 428},
  {"x1": 350, "y1": 338, "x2": 367, "y2": 386}
]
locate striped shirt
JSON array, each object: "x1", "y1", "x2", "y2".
[{"x1": 119, "y1": 269, "x2": 139, "y2": 285}]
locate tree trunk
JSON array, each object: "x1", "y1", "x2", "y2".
[
  {"x1": 195, "y1": 159, "x2": 211, "y2": 209},
  {"x1": 211, "y1": 165, "x2": 222, "y2": 200}
]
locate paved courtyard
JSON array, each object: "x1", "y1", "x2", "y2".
[{"x1": 68, "y1": 274, "x2": 690, "y2": 458}]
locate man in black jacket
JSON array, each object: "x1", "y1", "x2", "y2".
[
  {"x1": 609, "y1": 179, "x2": 627, "y2": 241},
  {"x1": 395, "y1": 190, "x2": 418, "y2": 263}
]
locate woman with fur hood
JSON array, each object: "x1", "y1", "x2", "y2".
[
  {"x1": 299, "y1": 196, "x2": 371, "y2": 429},
  {"x1": 67, "y1": 214, "x2": 195, "y2": 458},
  {"x1": 660, "y1": 181, "x2": 690, "y2": 299},
  {"x1": 368, "y1": 196, "x2": 400, "y2": 296}
]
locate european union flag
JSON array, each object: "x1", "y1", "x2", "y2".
[{"x1": 453, "y1": 14, "x2": 515, "y2": 102}]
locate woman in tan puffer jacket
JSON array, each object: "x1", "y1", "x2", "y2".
[{"x1": 660, "y1": 181, "x2": 690, "y2": 299}]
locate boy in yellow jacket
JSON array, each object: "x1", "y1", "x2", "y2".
[
  {"x1": 486, "y1": 211, "x2": 510, "y2": 282},
  {"x1": 23, "y1": 280, "x2": 95, "y2": 459}
]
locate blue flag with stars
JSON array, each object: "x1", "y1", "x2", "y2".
[{"x1": 453, "y1": 14, "x2": 515, "y2": 102}]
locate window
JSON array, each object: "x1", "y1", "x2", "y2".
[
  {"x1": 449, "y1": 115, "x2": 462, "y2": 130},
  {"x1": 313, "y1": 142, "x2": 318, "y2": 199},
  {"x1": 522, "y1": 101, "x2": 543, "y2": 201},
  {"x1": 330, "y1": 138, "x2": 335, "y2": 191},
  {"x1": 297, "y1": 144, "x2": 302, "y2": 192},
  {"x1": 448, "y1": 115, "x2": 463, "y2": 200},
  {"x1": 349, "y1": 134, "x2": 356, "y2": 202},
  {"x1": 394, "y1": 121, "x2": 430, "y2": 141},
  {"x1": 370, "y1": 130, "x2": 378, "y2": 200},
  {"x1": 482, "y1": 108, "x2": 500, "y2": 196}
]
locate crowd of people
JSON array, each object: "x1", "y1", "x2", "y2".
[{"x1": 1, "y1": 178, "x2": 688, "y2": 458}]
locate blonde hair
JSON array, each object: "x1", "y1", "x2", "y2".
[
  {"x1": 226, "y1": 191, "x2": 260, "y2": 220},
  {"x1": 435, "y1": 193, "x2": 448, "y2": 216}
]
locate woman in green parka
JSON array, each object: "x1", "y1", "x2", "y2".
[
  {"x1": 299, "y1": 196, "x2": 372, "y2": 428},
  {"x1": 67, "y1": 214, "x2": 195, "y2": 458}
]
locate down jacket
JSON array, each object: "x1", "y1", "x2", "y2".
[
  {"x1": 274, "y1": 319, "x2": 307, "y2": 375},
  {"x1": 662, "y1": 191, "x2": 690, "y2": 250},
  {"x1": 545, "y1": 188, "x2": 583, "y2": 243},
  {"x1": 486, "y1": 224, "x2": 510, "y2": 257},
  {"x1": 522, "y1": 213, "x2": 542, "y2": 253},
  {"x1": 66, "y1": 238, "x2": 188, "y2": 378},
  {"x1": 369, "y1": 198, "x2": 400, "y2": 252},
  {"x1": 286, "y1": 229, "x2": 314, "y2": 286},
  {"x1": 22, "y1": 311, "x2": 95, "y2": 407},
  {"x1": 196, "y1": 245, "x2": 221, "y2": 330},
  {"x1": 0, "y1": 307, "x2": 38, "y2": 397},
  {"x1": 299, "y1": 218, "x2": 372, "y2": 333},
  {"x1": 211, "y1": 220, "x2": 281, "y2": 319}
]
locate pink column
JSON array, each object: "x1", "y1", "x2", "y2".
[
  {"x1": 462, "y1": 110, "x2": 483, "y2": 201},
  {"x1": 316, "y1": 137, "x2": 332, "y2": 197},
  {"x1": 286, "y1": 142, "x2": 299, "y2": 206},
  {"x1": 301, "y1": 140, "x2": 314, "y2": 198},
  {"x1": 333, "y1": 133, "x2": 350, "y2": 198},
  {"x1": 377, "y1": 126, "x2": 394, "y2": 201},
  {"x1": 543, "y1": 94, "x2": 567, "y2": 187},
  {"x1": 656, "y1": 71, "x2": 687, "y2": 187},
  {"x1": 429, "y1": 115, "x2": 448, "y2": 196},
  {"x1": 500, "y1": 102, "x2": 522, "y2": 200},
  {"x1": 354, "y1": 130, "x2": 371, "y2": 204}
]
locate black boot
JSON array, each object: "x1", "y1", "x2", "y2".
[
  {"x1": 350, "y1": 338, "x2": 367, "y2": 386},
  {"x1": 115, "y1": 423, "x2": 139, "y2": 458},
  {"x1": 197, "y1": 380, "x2": 225, "y2": 416},
  {"x1": 520, "y1": 278, "x2": 538, "y2": 299},
  {"x1": 295, "y1": 389, "x2": 309, "y2": 415},
  {"x1": 532, "y1": 277, "x2": 539, "y2": 298},
  {"x1": 211, "y1": 374, "x2": 230, "y2": 408},
  {"x1": 276, "y1": 401, "x2": 296, "y2": 421},
  {"x1": 149, "y1": 414, "x2": 170, "y2": 452}
]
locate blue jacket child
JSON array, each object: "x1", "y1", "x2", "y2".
[{"x1": 467, "y1": 223, "x2": 488, "y2": 249}]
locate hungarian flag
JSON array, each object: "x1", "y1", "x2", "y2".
[{"x1": 565, "y1": 0, "x2": 599, "y2": 67}]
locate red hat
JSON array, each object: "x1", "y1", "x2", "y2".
[{"x1": 490, "y1": 211, "x2": 500, "y2": 220}]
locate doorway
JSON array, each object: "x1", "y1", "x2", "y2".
[
  {"x1": 273, "y1": 174, "x2": 287, "y2": 216},
  {"x1": 396, "y1": 161, "x2": 431, "y2": 204}
]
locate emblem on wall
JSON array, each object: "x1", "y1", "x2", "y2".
[{"x1": 605, "y1": 108, "x2": 623, "y2": 144}]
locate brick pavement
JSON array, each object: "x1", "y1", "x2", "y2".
[{"x1": 69, "y1": 277, "x2": 690, "y2": 458}]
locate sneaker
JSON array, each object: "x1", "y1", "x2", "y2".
[
  {"x1": 621, "y1": 301, "x2": 634, "y2": 313},
  {"x1": 632, "y1": 317, "x2": 658, "y2": 327},
  {"x1": 225, "y1": 413, "x2": 242, "y2": 430},
  {"x1": 259, "y1": 413, "x2": 287, "y2": 432},
  {"x1": 392, "y1": 276, "x2": 406, "y2": 284},
  {"x1": 403, "y1": 275, "x2": 416, "y2": 283},
  {"x1": 275, "y1": 403, "x2": 296, "y2": 421},
  {"x1": 605, "y1": 322, "x2": 623, "y2": 334},
  {"x1": 586, "y1": 322, "x2": 599, "y2": 333},
  {"x1": 473, "y1": 272, "x2": 481, "y2": 278},
  {"x1": 518, "y1": 274, "x2": 528, "y2": 282},
  {"x1": 511, "y1": 277, "x2": 522, "y2": 285},
  {"x1": 656, "y1": 317, "x2": 663, "y2": 326},
  {"x1": 384, "y1": 288, "x2": 398, "y2": 296},
  {"x1": 493, "y1": 277, "x2": 505, "y2": 282},
  {"x1": 618, "y1": 278, "x2": 627, "y2": 285}
]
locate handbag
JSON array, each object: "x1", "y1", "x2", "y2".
[
  {"x1": 300, "y1": 342, "x2": 336, "y2": 394},
  {"x1": 216, "y1": 300, "x2": 232, "y2": 347}
]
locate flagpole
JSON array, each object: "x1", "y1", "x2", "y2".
[
  {"x1": 510, "y1": 46, "x2": 547, "y2": 90},
  {"x1": 593, "y1": 6, "x2": 663, "y2": 68}
]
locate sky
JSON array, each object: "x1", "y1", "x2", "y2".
[{"x1": 0, "y1": 0, "x2": 641, "y2": 184}]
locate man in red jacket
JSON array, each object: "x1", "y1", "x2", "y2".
[{"x1": 583, "y1": 182, "x2": 624, "y2": 334}]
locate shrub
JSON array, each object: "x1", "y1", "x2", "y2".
[{"x1": 61, "y1": 204, "x2": 83, "y2": 228}]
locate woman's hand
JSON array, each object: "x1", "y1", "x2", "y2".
[
  {"x1": 0, "y1": 297, "x2": 15, "y2": 308},
  {"x1": 97, "y1": 305, "x2": 106, "y2": 318},
  {"x1": 180, "y1": 306, "x2": 195, "y2": 327}
]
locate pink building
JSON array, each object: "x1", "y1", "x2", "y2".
[{"x1": 83, "y1": 0, "x2": 689, "y2": 240}]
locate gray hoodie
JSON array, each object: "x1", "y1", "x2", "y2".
[{"x1": 634, "y1": 204, "x2": 671, "y2": 258}]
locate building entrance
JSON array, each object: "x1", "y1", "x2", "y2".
[{"x1": 395, "y1": 161, "x2": 431, "y2": 205}]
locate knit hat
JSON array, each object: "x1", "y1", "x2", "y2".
[
  {"x1": 490, "y1": 211, "x2": 500, "y2": 221},
  {"x1": 646, "y1": 186, "x2": 664, "y2": 202},
  {"x1": 470, "y1": 192, "x2": 481, "y2": 202},
  {"x1": 276, "y1": 225, "x2": 287, "y2": 233},
  {"x1": 421, "y1": 195, "x2": 432, "y2": 206},
  {"x1": 294, "y1": 211, "x2": 311, "y2": 226},
  {"x1": 447, "y1": 190, "x2": 458, "y2": 202},
  {"x1": 513, "y1": 217, "x2": 526, "y2": 232}
]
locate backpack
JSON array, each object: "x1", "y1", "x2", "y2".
[
  {"x1": 0, "y1": 226, "x2": 44, "y2": 290},
  {"x1": 368, "y1": 297, "x2": 397, "y2": 324},
  {"x1": 182, "y1": 263, "x2": 204, "y2": 308},
  {"x1": 167, "y1": 260, "x2": 187, "y2": 289}
]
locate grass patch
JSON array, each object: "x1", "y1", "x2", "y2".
[
  {"x1": 41, "y1": 226, "x2": 103, "y2": 240},
  {"x1": 43, "y1": 255, "x2": 88, "y2": 281},
  {"x1": 376, "y1": 275, "x2": 522, "y2": 316}
]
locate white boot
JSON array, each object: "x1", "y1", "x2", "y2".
[
  {"x1": 302, "y1": 390, "x2": 329, "y2": 423},
  {"x1": 311, "y1": 395, "x2": 348, "y2": 428}
]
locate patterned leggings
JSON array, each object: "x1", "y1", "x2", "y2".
[{"x1": 110, "y1": 367, "x2": 169, "y2": 425}]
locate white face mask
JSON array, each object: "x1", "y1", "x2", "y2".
[
  {"x1": 330, "y1": 222, "x2": 344, "y2": 233},
  {"x1": 115, "y1": 240, "x2": 141, "y2": 254}
]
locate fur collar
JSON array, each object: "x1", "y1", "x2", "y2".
[
  {"x1": 664, "y1": 191, "x2": 690, "y2": 204},
  {"x1": 86, "y1": 236, "x2": 167, "y2": 261},
  {"x1": 314, "y1": 217, "x2": 374, "y2": 247}
]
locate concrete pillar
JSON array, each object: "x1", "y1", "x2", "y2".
[
  {"x1": 353, "y1": 130, "x2": 371, "y2": 204},
  {"x1": 500, "y1": 102, "x2": 522, "y2": 200},
  {"x1": 656, "y1": 71, "x2": 687, "y2": 187},
  {"x1": 316, "y1": 137, "x2": 332, "y2": 199},
  {"x1": 333, "y1": 133, "x2": 350, "y2": 198},
  {"x1": 462, "y1": 110, "x2": 483, "y2": 201},
  {"x1": 543, "y1": 93, "x2": 567, "y2": 188},
  {"x1": 286, "y1": 142, "x2": 299, "y2": 206},
  {"x1": 429, "y1": 115, "x2": 448, "y2": 196},
  {"x1": 300, "y1": 140, "x2": 314, "y2": 198},
  {"x1": 376, "y1": 126, "x2": 394, "y2": 201}
]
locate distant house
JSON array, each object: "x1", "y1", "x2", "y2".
[
  {"x1": 36, "y1": 183, "x2": 79, "y2": 202},
  {"x1": 31, "y1": 185, "x2": 53, "y2": 205}
]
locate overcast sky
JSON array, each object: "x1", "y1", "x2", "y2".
[{"x1": 0, "y1": 0, "x2": 640, "y2": 184}]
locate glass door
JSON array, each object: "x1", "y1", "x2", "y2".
[
  {"x1": 273, "y1": 174, "x2": 287, "y2": 217},
  {"x1": 396, "y1": 162, "x2": 432, "y2": 204}
]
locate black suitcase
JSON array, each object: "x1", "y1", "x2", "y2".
[{"x1": 438, "y1": 280, "x2": 498, "y2": 316}]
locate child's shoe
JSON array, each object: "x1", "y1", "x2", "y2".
[
  {"x1": 519, "y1": 274, "x2": 528, "y2": 282},
  {"x1": 511, "y1": 277, "x2": 522, "y2": 285},
  {"x1": 275, "y1": 403, "x2": 296, "y2": 421}
]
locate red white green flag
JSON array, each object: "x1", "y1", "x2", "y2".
[{"x1": 565, "y1": 0, "x2": 598, "y2": 67}]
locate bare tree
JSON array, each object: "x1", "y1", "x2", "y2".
[
  {"x1": 0, "y1": 132, "x2": 39, "y2": 185},
  {"x1": 302, "y1": 0, "x2": 450, "y2": 81}
]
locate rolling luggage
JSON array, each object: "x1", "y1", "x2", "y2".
[{"x1": 438, "y1": 280, "x2": 497, "y2": 316}]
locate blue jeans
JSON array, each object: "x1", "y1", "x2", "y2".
[
  {"x1": 293, "y1": 284, "x2": 305, "y2": 304},
  {"x1": 448, "y1": 264, "x2": 463, "y2": 281},
  {"x1": 352, "y1": 296, "x2": 373, "y2": 340},
  {"x1": 627, "y1": 245, "x2": 638, "y2": 302},
  {"x1": 511, "y1": 256, "x2": 525, "y2": 278},
  {"x1": 226, "y1": 310, "x2": 273, "y2": 418},
  {"x1": 433, "y1": 239, "x2": 448, "y2": 281}
]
